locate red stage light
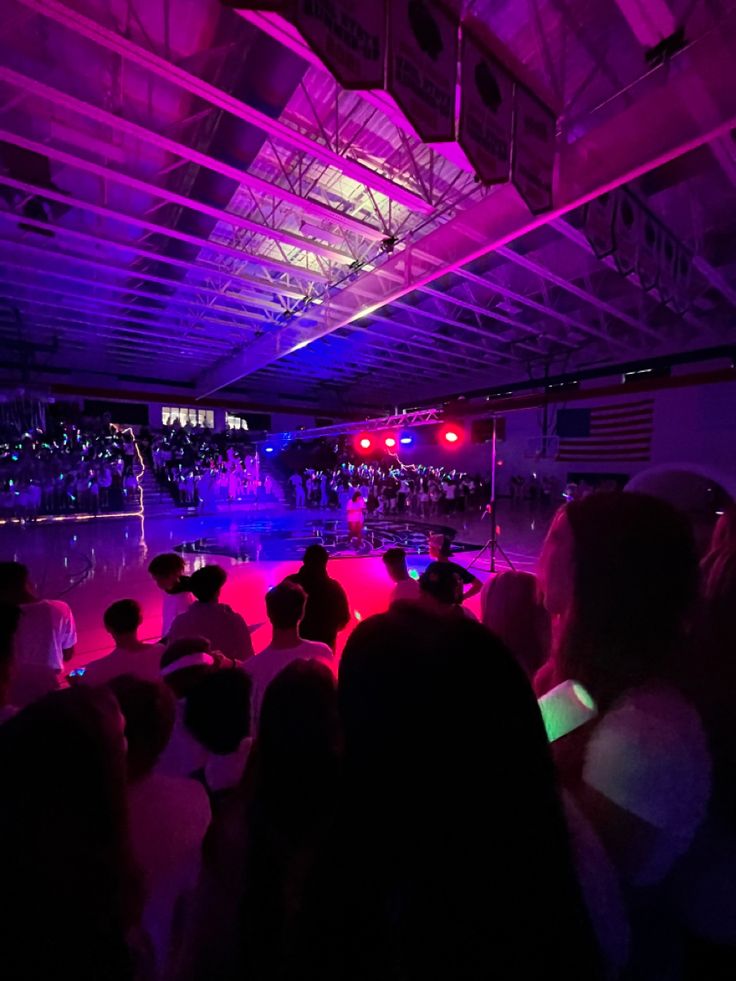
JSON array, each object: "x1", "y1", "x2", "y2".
[
  {"x1": 438, "y1": 423, "x2": 465, "y2": 447},
  {"x1": 359, "y1": 437, "x2": 372, "y2": 449},
  {"x1": 384, "y1": 435, "x2": 397, "y2": 448}
]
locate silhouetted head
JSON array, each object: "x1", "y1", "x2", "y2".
[
  {"x1": 190, "y1": 564, "x2": 227, "y2": 603},
  {"x1": 266, "y1": 581, "x2": 307, "y2": 630},
  {"x1": 539, "y1": 492, "x2": 697, "y2": 707}
]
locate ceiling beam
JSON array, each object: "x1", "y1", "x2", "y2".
[
  {"x1": 15, "y1": 0, "x2": 433, "y2": 214},
  {"x1": 495, "y1": 245, "x2": 662, "y2": 342},
  {"x1": 419, "y1": 284, "x2": 579, "y2": 350},
  {"x1": 0, "y1": 277, "x2": 270, "y2": 338},
  {"x1": 0, "y1": 211, "x2": 307, "y2": 301},
  {"x1": 0, "y1": 66, "x2": 386, "y2": 243},
  {"x1": 195, "y1": 10, "x2": 736, "y2": 395},
  {"x1": 0, "y1": 126, "x2": 354, "y2": 264},
  {"x1": 0, "y1": 173, "x2": 330, "y2": 285},
  {"x1": 0, "y1": 249, "x2": 287, "y2": 315},
  {"x1": 550, "y1": 219, "x2": 723, "y2": 339}
]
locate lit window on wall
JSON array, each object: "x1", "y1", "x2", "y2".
[
  {"x1": 163, "y1": 406, "x2": 214, "y2": 428},
  {"x1": 226, "y1": 413, "x2": 249, "y2": 430}
]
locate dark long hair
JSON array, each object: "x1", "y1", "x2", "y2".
[
  {"x1": 558, "y1": 492, "x2": 698, "y2": 710},
  {"x1": 287, "y1": 607, "x2": 601, "y2": 980},
  {"x1": 237, "y1": 660, "x2": 341, "y2": 981},
  {"x1": 0, "y1": 687, "x2": 140, "y2": 980}
]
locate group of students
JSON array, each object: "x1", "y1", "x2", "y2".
[
  {"x1": 152, "y1": 426, "x2": 273, "y2": 509},
  {"x1": 289, "y1": 461, "x2": 486, "y2": 518},
  {"x1": 1, "y1": 489, "x2": 736, "y2": 979},
  {"x1": 0, "y1": 421, "x2": 140, "y2": 519}
]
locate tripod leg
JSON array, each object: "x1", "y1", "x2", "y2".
[{"x1": 494, "y1": 541, "x2": 516, "y2": 572}]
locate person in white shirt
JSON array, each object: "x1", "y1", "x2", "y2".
[
  {"x1": 382, "y1": 547, "x2": 420, "y2": 607},
  {"x1": 346, "y1": 491, "x2": 366, "y2": 546},
  {"x1": 246, "y1": 581, "x2": 333, "y2": 731},
  {"x1": 156, "y1": 638, "x2": 251, "y2": 795},
  {"x1": 82, "y1": 599, "x2": 164, "y2": 687},
  {"x1": 148, "y1": 552, "x2": 194, "y2": 640},
  {"x1": 0, "y1": 561, "x2": 77, "y2": 706},
  {"x1": 168, "y1": 565, "x2": 254, "y2": 662},
  {"x1": 110, "y1": 675, "x2": 211, "y2": 976}
]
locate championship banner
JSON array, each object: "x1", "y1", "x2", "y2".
[
  {"x1": 291, "y1": 0, "x2": 386, "y2": 90},
  {"x1": 511, "y1": 85, "x2": 556, "y2": 213},
  {"x1": 386, "y1": 0, "x2": 459, "y2": 143},
  {"x1": 636, "y1": 212, "x2": 660, "y2": 291},
  {"x1": 458, "y1": 29, "x2": 513, "y2": 185},
  {"x1": 612, "y1": 190, "x2": 638, "y2": 276},
  {"x1": 582, "y1": 191, "x2": 616, "y2": 258}
]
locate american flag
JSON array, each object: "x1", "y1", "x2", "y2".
[{"x1": 556, "y1": 399, "x2": 654, "y2": 462}]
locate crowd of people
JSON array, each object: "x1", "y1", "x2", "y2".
[
  {"x1": 1, "y1": 491, "x2": 735, "y2": 979},
  {"x1": 0, "y1": 421, "x2": 141, "y2": 519},
  {"x1": 288, "y1": 462, "x2": 490, "y2": 517},
  {"x1": 151, "y1": 426, "x2": 275, "y2": 508}
]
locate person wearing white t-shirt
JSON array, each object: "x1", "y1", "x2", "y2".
[
  {"x1": 0, "y1": 561, "x2": 76, "y2": 705},
  {"x1": 246, "y1": 581, "x2": 332, "y2": 731},
  {"x1": 109, "y1": 675, "x2": 211, "y2": 976},
  {"x1": 382, "y1": 547, "x2": 420, "y2": 607},
  {"x1": 346, "y1": 491, "x2": 366, "y2": 546},
  {"x1": 82, "y1": 599, "x2": 164, "y2": 687},
  {"x1": 148, "y1": 552, "x2": 194, "y2": 640}
]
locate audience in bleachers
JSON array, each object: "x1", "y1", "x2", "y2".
[
  {"x1": 289, "y1": 461, "x2": 487, "y2": 516},
  {"x1": 0, "y1": 420, "x2": 141, "y2": 519},
  {"x1": 1, "y1": 491, "x2": 735, "y2": 979},
  {"x1": 152, "y1": 425, "x2": 277, "y2": 509}
]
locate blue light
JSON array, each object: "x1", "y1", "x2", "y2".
[
  {"x1": 399, "y1": 435, "x2": 413, "y2": 445},
  {"x1": 264, "y1": 446, "x2": 275, "y2": 454}
]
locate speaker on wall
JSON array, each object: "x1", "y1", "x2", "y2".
[{"x1": 471, "y1": 417, "x2": 506, "y2": 443}]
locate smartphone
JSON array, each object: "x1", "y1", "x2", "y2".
[{"x1": 538, "y1": 680, "x2": 597, "y2": 743}]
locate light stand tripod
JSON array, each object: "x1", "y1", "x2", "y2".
[{"x1": 467, "y1": 416, "x2": 515, "y2": 574}]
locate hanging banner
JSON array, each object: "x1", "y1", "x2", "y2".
[
  {"x1": 657, "y1": 233, "x2": 677, "y2": 304},
  {"x1": 612, "y1": 190, "x2": 638, "y2": 276},
  {"x1": 386, "y1": 0, "x2": 459, "y2": 143},
  {"x1": 636, "y1": 212, "x2": 660, "y2": 291},
  {"x1": 291, "y1": 0, "x2": 386, "y2": 90},
  {"x1": 583, "y1": 192, "x2": 616, "y2": 259},
  {"x1": 511, "y1": 85, "x2": 556, "y2": 213},
  {"x1": 458, "y1": 29, "x2": 513, "y2": 185}
]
